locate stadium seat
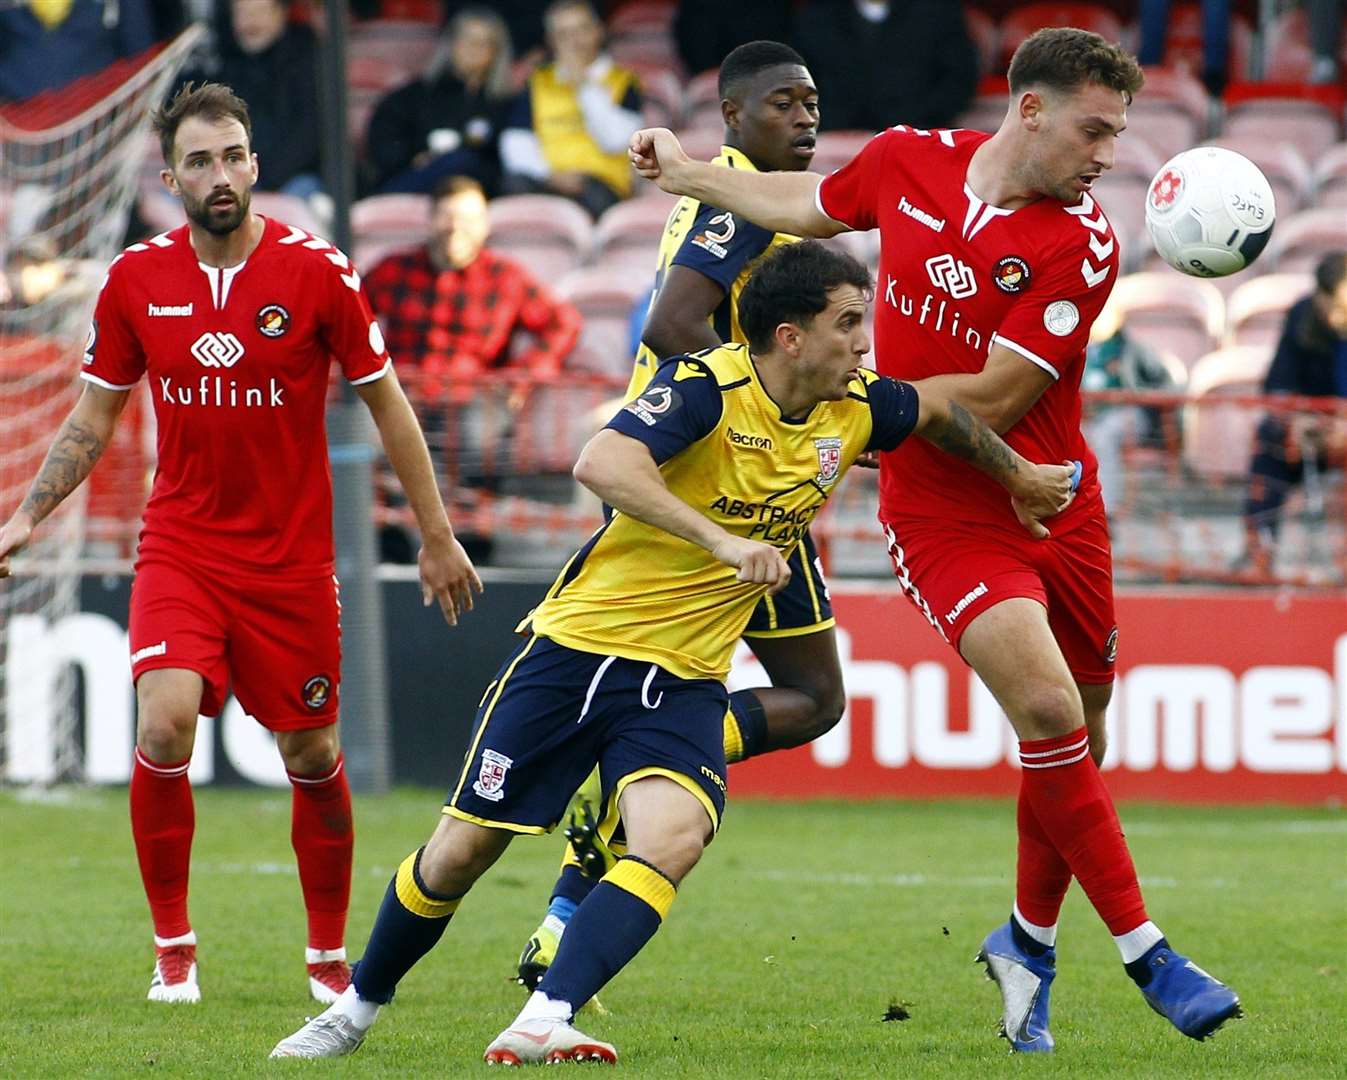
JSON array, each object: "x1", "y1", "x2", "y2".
[
  {"x1": 610, "y1": 34, "x2": 680, "y2": 75},
  {"x1": 1110, "y1": 271, "x2": 1225, "y2": 369},
  {"x1": 1089, "y1": 172, "x2": 1149, "y2": 269},
  {"x1": 487, "y1": 194, "x2": 593, "y2": 259},
  {"x1": 594, "y1": 194, "x2": 676, "y2": 260},
  {"x1": 682, "y1": 69, "x2": 723, "y2": 131},
  {"x1": 999, "y1": 4, "x2": 1124, "y2": 69},
  {"x1": 1201, "y1": 134, "x2": 1312, "y2": 216},
  {"x1": 352, "y1": 192, "x2": 430, "y2": 242},
  {"x1": 1221, "y1": 93, "x2": 1343, "y2": 164},
  {"x1": 953, "y1": 96, "x2": 1006, "y2": 134},
  {"x1": 1182, "y1": 344, "x2": 1274, "y2": 480},
  {"x1": 1136, "y1": 65, "x2": 1211, "y2": 129},
  {"x1": 607, "y1": 0, "x2": 676, "y2": 37},
  {"x1": 347, "y1": 53, "x2": 408, "y2": 93},
  {"x1": 1123, "y1": 101, "x2": 1199, "y2": 161},
  {"x1": 636, "y1": 68, "x2": 684, "y2": 130},
  {"x1": 1107, "y1": 132, "x2": 1163, "y2": 184},
  {"x1": 677, "y1": 127, "x2": 729, "y2": 166},
  {"x1": 964, "y1": 7, "x2": 1000, "y2": 77},
  {"x1": 812, "y1": 130, "x2": 876, "y2": 176},
  {"x1": 1262, "y1": 6, "x2": 1346, "y2": 82},
  {"x1": 1268, "y1": 207, "x2": 1347, "y2": 274},
  {"x1": 1312, "y1": 142, "x2": 1347, "y2": 208},
  {"x1": 1224, "y1": 272, "x2": 1314, "y2": 349},
  {"x1": 251, "y1": 191, "x2": 326, "y2": 237},
  {"x1": 556, "y1": 266, "x2": 651, "y2": 372},
  {"x1": 1133, "y1": 4, "x2": 1253, "y2": 83}
]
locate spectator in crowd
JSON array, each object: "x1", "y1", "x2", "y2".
[
  {"x1": 1083, "y1": 303, "x2": 1181, "y2": 511},
  {"x1": 0, "y1": 0, "x2": 154, "y2": 102},
  {"x1": 791, "y1": 0, "x2": 978, "y2": 132},
  {"x1": 500, "y1": 0, "x2": 643, "y2": 219},
  {"x1": 363, "y1": 8, "x2": 513, "y2": 196},
  {"x1": 1306, "y1": 0, "x2": 1344, "y2": 84},
  {"x1": 444, "y1": 0, "x2": 550, "y2": 61},
  {"x1": 1243, "y1": 251, "x2": 1347, "y2": 573},
  {"x1": 364, "y1": 175, "x2": 582, "y2": 404},
  {"x1": 673, "y1": 0, "x2": 793, "y2": 76},
  {"x1": 1138, "y1": 0, "x2": 1231, "y2": 95},
  {"x1": 199, "y1": 0, "x2": 323, "y2": 200}
]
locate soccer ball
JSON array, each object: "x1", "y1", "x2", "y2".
[{"x1": 1144, "y1": 147, "x2": 1276, "y2": 278}]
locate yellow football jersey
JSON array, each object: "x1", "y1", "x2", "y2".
[
  {"x1": 522, "y1": 344, "x2": 919, "y2": 681},
  {"x1": 626, "y1": 147, "x2": 800, "y2": 399}
]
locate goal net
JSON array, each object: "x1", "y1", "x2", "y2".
[{"x1": 1, "y1": 29, "x2": 202, "y2": 784}]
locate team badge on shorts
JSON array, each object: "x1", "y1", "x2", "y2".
[
  {"x1": 992, "y1": 255, "x2": 1031, "y2": 293},
  {"x1": 301, "y1": 674, "x2": 332, "y2": 709},
  {"x1": 256, "y1": 304, "x2": 291, "y2": 338},
  {"x1": 814, "y1": 437, "x2": 843, "y2": 487},
  {"x1": 472, "y1": 749, "x2": 514, "y2": 802},
  {"x1": 1104, "y1": 626, "x2": 1119, "y2": 664}
]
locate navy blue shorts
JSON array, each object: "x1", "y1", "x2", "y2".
[
  {"x1": 446, "y1": 637, "x2": 728, "y2": 834},
  {"x1": 743, "y1": 531, "x2": 834, "y2": 638}
]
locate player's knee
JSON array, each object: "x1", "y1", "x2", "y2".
[
  {"x1": 276, "y1": 726, "x2": 340, "y2": 777},
  {"x1": 419, "y1": 816, "x2": 509, "y2": 896},
  {"x1": 135, "y1": 702, "x2": 197, "y2": 760},
  {"x1": 1014, "y1": 683, "x2": 1083, "y2": 740},
  {"x1": 626, "y1": 819, "x2": 709, "y2": 884}
]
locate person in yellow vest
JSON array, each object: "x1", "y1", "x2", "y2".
[{"x1": 499, "y1": 0, "x2": 642, "y2": 219}]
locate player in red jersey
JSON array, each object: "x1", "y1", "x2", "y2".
[
  {"x1": 0, "y1": 83, "x2": 482, "y2": 1005},
  {"x1": 626, "y1": 28, "x2": 1240, "y2": 1051}
]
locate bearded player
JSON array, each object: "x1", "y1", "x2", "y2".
[
  {"x1": 0, "y1": 83, "x2": 482, "y2": 1005},
  {"x1": 627, "y1": 28, "x2": 1240, "y2": 1051},
  {"x1": 514, "y1": 39, "x2": 851, "y2": 992}
]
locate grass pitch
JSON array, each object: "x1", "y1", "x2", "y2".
[{"x1": 2, "y1": 788, "x2": 1343, "y2": 1078}]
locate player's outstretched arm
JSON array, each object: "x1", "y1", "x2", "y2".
[
  {"x1": 629, "y1": 128, "x2": 845, "y2": 239},
  {"x1": 0, "y1": 382, "x2": 129, "y2": 578},
  {"x1": 910, "y1": 382, "x2": 1075, "y2": 538},
  {"x1": 355, "y1": 372, "x2": 483, "y2": 624},
  {"x1": 573, "y1": 428, "x2": 791, "y2": 594}
]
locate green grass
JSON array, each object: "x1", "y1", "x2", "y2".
[{"x1": 2, "y1": 789, "x2": 1343, "y2": 1078}]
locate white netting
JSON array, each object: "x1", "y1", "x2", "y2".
[{"x1": 0, "y1": 28, "x2": 201, "y2": 783}]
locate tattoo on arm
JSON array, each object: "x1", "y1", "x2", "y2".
[
  {"x1": 20, "y1": 419, "x2": 108, "y2": 525},
  {"x1": 923, "y1": 399, "x2": 1020, "y2": 484}
]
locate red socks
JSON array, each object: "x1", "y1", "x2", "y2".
[
  {"x1": 1015, "y1": 784, "x2": 1073, "y2": 930},
  {"x1": 130, "y1": 748, "x2": 195, "y2": 940},
  {"x1": 1017, "y1": 727, "x2": 1148, "y2": 936},
  {"x1": 288, "y1": 755, "x2": 354, "y2": 952}
]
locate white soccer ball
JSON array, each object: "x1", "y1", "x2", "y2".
[{"x1": 1144, "y1": 147, "x2": 1276, "y2": 278}]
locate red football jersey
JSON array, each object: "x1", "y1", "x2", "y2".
[
  {"x1": 817, "y1": 126, "x2": 1118, "y2": 534},
  {"x1": 81, "y1": 217, "x2": 392, "y2": 579}
]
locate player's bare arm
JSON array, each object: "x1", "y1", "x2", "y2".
[
  {"x1": 573, "y1": 427, "x2": 790, "y2": 594},
  {"x1": 355, "y1": 372, "x2": 483, "y2": 624},
  {"x1": 910, "y1": 383, "x2": 1074, "y2": 538},
  {"x1": 916, "y1": 343, "x2": 1057, "y2": 435},
  {"x1": 630, "y1": 128, "x2": 844, "y2": 239},
  {"x1": 642, "y1": 266, "x2": 725, "y2": 359},
  {"x1": 0, "y1": 383, "x2": 129, "y2": 577}
]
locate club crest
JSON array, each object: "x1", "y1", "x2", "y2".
[
  {"x1": 472, "y1": 749, "x2": 513, "y2": 802},
  {"x1": 814, "y1": 437, "x2": 843, "y2": 486}
]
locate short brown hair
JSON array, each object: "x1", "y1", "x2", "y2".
[
  {"x1": 431, "y1": 175, "x2": 485, "y2": 203},
  {"x1": 1008, "y1": 27, "x2": 1144, "y2": 105},
  {"x1": 152, "y1": 82, "x2": 253, "y2": 166}
]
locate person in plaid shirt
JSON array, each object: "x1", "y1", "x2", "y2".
[{"x1": 364, "y1": 176, "x2": 581, "y2": 406}]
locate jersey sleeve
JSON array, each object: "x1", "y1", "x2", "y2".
[
  {"x1": 864, "y1": 375, "x2": 920, "y2": 452},
  {"x1": 319, "y1": 252, "x2": 393, "y2": 384},
  {"x1": 605, "y1": 356, "x2": 724, "y2": 464},
  {"x1": 668, "y1": 202, "x2": 774, "y2": 291},
  {"x1": 992, "y1": 202, "x2": 1120, "y2": 382},
  {"x1": 80, "y1": 259, "x2": 145, "y2": 390},
  {"x1": 815, "y1": 129, "x2": 894, "y2": 232}
]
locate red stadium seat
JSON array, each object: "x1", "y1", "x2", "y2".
[
  {"x1": 594, "y1": 195, "x2": 676, "y2": 259},
  {"x1": 1000, "y1": 4, "x2": 1124, "y2": 68},
  {"x1": 682, "y1": 69, "x2": 723, "y2": 131},
  {"x1": 608, "y1": 1, "x2": 676, "y2": 37},
  {"x1": 1182, "y1": 345, "x2": 1274, "y2": 479},
  {"x1": 1134, "y1": 4, "x2": 1253, "y2": 82},
  {"x1": 954, "y1": 97, "x2": 1006, "y2": 134},
  {"x1": 1268, "y1": 208, "x2": 1347, "y2": 274},
  {"x1": 1107, "y1": 132, "x2": 1164, "y2": 184},
  {"x1": 250, "y1": 191, "x2": 326, "y2": 237},
  {"x1": 811, "y1": 130, "x2": 877, "y2": 175},
  {"x1": 1262, "y1": 7, "x2": 1346, "y2": 82},
  {"x1": 347, "y1": 53, "x2": 408, "y2": 92},
  {"x1": 964, "y1": 7, "x2": 1000, "y2": 77},
  {"x1": 1089, "y1": 172, "x2": 1149, "y2": 270},
  {"x1": 1124, "y1": 101, "x2": 1199, "y2": 162},
  {"x1": 488, "y1": 194, "x2": 593, "y2": 255},
  {"x1": 1221, "y1": 91, "x2": 1343, "y2": 164},
  {"x1": 677, "y1": 127, "x2": 729, "y2": 165},
  {"x1": 1312, "y1": 142, "x2": 1347, "y2": 209},
  {"x1": 635, "y1": 68, "x2": 684, "y2": 130},
  {"x1": 1136, "y1": 66, "x2": 1211, "y2": 128},
  {"x1": 1224, "y1": 273, "x2": 1313, "y2": 349},
  {"x1": 1201, "y1": 134, "x2": 1313, "y2": 217},
  {"x1": 557, "y1": 267, "x2": 652, "y2": 373},
  {"x1": 1110, "y1": 271, "x2": 1226, "y2": 370}
]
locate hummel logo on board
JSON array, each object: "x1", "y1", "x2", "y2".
[{"x1": 191, "y1": 331, "x2": 244, "y2": 368}]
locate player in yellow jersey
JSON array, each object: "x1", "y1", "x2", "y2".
[
  {"x1": 270, "y1": 240, "x2": 1076, "y2": 1063},
  {"x1": 517, "y1": 40, "x2": 851, "y2": 990}
]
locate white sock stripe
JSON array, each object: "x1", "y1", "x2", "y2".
[
  {"x1": 1012, "y1": 902, "x2": 1058, "y2": 947},
  {"x1": 306, "y1": 946, "x2": 347, "y2": 963},
  {"x1": 288, "y1": 758, "x2": 345, "y2": 785},
  {"x1": 154, "y1": 930, "x2": 197, "y2": 947},
  {"x1": 135, "y1": 748, "x2": 191, "y2": 776},
  {"x1": 1020, "y1": 745, "x2": 1091, "y2": 769},
  {"x1": 1019, "y1": 735, "x2": 1090, "y2": 760}
]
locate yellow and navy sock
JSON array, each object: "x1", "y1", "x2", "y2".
[
  {"x1": 536, "y1": 855, "x2": 676, "y2": 1011},
  {"x1": 724, "y1": 690, "x2": 768, "y2": 764},
  {"x1": 351, "y1": 848, "x2": 461, "y2": 1004},
  {"x1": 547, "y1": 864, "x2": 596, "y2": 924}
]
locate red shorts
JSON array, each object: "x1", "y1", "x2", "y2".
[
  {"x1": 881, "y1": 511, "x2": 1118, "y2": 684},
  {"x1": 128, "y1": 558, "x2": 341, "y2": 729}
]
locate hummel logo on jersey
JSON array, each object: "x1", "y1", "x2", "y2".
[
  {"x1": 191, "y1": 331, "x2": 244, "y2": 368},
  {"x1": 130, "y1": 640, "x2": 168, "y2": 664},
  {"x1": 898, "y1": 196, "x2": 945, "y2": 233},
  {"x1": 925, "y1": 253, "x2": 978, "y2": 299},
  {"x1": 945, "y1": 581, "x2": 988, "y2": 625},
  {"x1": 148, "y1": 302, "x2": 193, "y2": 317}
]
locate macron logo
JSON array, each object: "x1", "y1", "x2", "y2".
[
  {"x1": 131, "y1": 640, "x2": 167, "y2": 664},
  {"x1": 944, "y1": 581, "x2": 988, "y2": 625},
  {"x1": 148, "y1": 303, "x2": 193, "y2": 317},
  {"x1": 898, "y1": 195, "x2": 945, "y2": 233}
]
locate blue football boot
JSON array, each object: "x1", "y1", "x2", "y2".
[
  {"x1": 976, "y1": 920, "x2": 1055, "y2": 1053},
  {"x1": 1136, "y1": 941, "x2": 1243, "y2": 1040}
]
